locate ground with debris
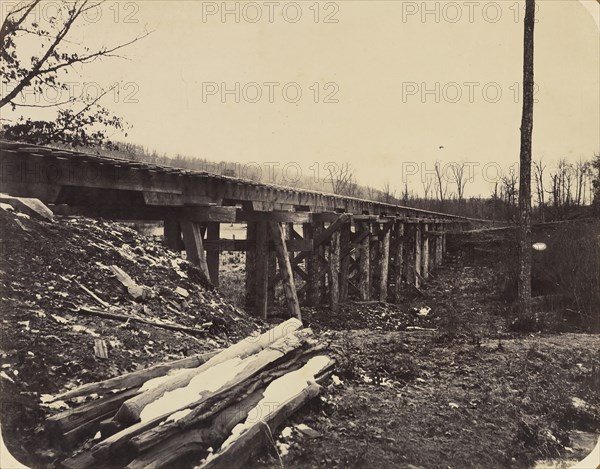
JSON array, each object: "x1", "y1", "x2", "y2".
[
  {"x1": 0, "y1": 209, "x2": 259, "y2": 465},
  {"x1": 1, "y1": 207, "x2": 599, "y2": 468}
]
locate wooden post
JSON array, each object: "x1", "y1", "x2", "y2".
[
  {"x1": 269, "y1": 223, "x2": 301, "y2": 320},
  {"x1": 304, "y1": 222, "x2": 324, "y2": 306},
  {"x1": 392, "y1": 221, "x2": 404, "y2": 303},
  {"x1": 436, "y1": 223, "x2": 443, "y2": 267},
  {"x1": 180, "y1": 221, "x2": 210, "y2": 280},
  {"x1": 379, "y1": 224, "x2": 391, "y2": 302},
  {"x1": 414, "y1": 223, "x2": 422, "y2": 288},
  {"x1": 422, "y1": 223, "x2": 429, "y2": 281},
  {"x1": 163, "y1": 218, "x2": 183, "y2": 252},
  {"x1": 328, "y1": 230, "x2": 341, "y2": 311},
  {"x1": 370, "y1": 224, "x2": 381, "y2": 300},
  {"x1": 245, "y1": 222, "x2": 256, "y2": 307},
  {"x1": 403, "y1": 224, "x2": 415, "y2": 287},
  {"x1": 339, "y1": 222, "x2": 351, "y2": 303},
  {"x1": 206, "y1": 222, "x2": 220, "y2": 286},
  {"x1": 255, "y1": 221, "x2": 269, "y2": 319},
  {"x1": 357, "y1": 221, "x2": 371, "y2": 300},
  {"x1": 267, "y1": 251, "x2": 277, "y2": 307}
]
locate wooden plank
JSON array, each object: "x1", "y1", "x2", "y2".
[
  {"x1": 414, "y1": 223, "x2": 422, "y2": 288},
  {"x1": 436, "y1": 223, "x2": 443, "y2": 267},
  {"x1": 236, "y1": 209, "x2": 311, "y2": 224},
  {"x1": 255, "y1": 221, "x2": 269, "y2": 319},
  {"x1": 269, "y1": 223, "x2": 302, "y2": 319},
  {"x1": 329, "y1": 230, "x2": 341, "y2": 311},
  {"x1": 379, "y1": 224, "x2": 391, "y2": 302},
  {"x1": 357, "y1": 221, "x2": 371, "y2": 300},
  {"x1": 392, "y1": 222, "x2": 405, "y2": 303},
  {"x1": 422, "y1": 223, "x2": 430, "y2": 280},
  {"x1": 339, "y1": 222, "x2": 351, "y2": 302},
  {"x1": 181, "y1": 221, "x2": 210, "y2": 279},
  {"x1": 163, "y1": 218, "x2": 184, "y2": 252},
  {"x1": 245, "y1": 222, "x2": 257, "y2": 307},
  {"x1": 304, "y1": 222, "x2": 320, "y2": 306},
  {"x1": 370, "y1": 224, "x2": 381, "y2": 299},
  {"x1": 404, "y1": 224, "x2": 416, "y2": 286},
  {"x1": 206, "y1": 222, "x2": 220, "y2": 286}
]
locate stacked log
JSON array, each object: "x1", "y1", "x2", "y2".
[{"x1": 43, "y1": 319, "x2": 333, "y2": 469}]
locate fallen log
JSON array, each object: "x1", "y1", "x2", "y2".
[
  {"x1": 200, "y1": 356, "x2": 332, "y2": 469},
  {"x1": 114, "y1": 318, "x2": 303, "y2": 423},
  {"x1": 51, "y1": 350, "x2": 218, "y2": 402},
  {"x1": 92, "y1": 327, "x2": 311, "y2": 459},
  {"x1": 68, "y1": 304, "x2": 208, "y2": 336}
]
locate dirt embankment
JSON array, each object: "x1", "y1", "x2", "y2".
[{"x1": 0, "y1": 209, "x2": 260, "y2": 465}]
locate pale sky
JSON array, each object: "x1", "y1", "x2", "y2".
[{"x1": 2, "y1": 0, "x2": 599, "y2": 197}]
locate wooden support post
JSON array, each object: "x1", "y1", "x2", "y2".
[
  {"x1": 304, "y1": 222, "x2": 324, "y2": 306},
  {"x1": 414, "y1": 223, "x2": 422, "y2": 288},
  {"x1": 370, "y1": 224, "x2": 381, "y2": 299},
  {"x1": 255, "y1": 221, "x2": 269, "y2": 319},
  {"x1": 339, "y1": 222, "x2": 351, "y2": 303},
  {"x1": 180, "y1": 221, "x2": 210, "y2": 280},
  {"x1": 379, "y1": 224, "x2": 391, "y2": 302},
  {"x1": 328, "y1": 230, "x2": 341, "y2": 311},
  {"x1": 245, "y1": 222, "x2": 257, "y2": 307},
  {"x1": 404, "y1": 224, "x2": 415, "y2": 286},
  {"x1": 206, "y1": 222, "x2": 220, "y2": 286},
  {"x1": 267, "y1": 251, "x2": 277, "y2": 306},
  {"x1": 422, "y1": 223, "x2": 429, "y2": 281},
  {"x1": 163, "y1": 218, "x2": 184, "y2": 252},
  {"x1": 357, "y1": 221, "x2": 371, "y2": 300},
  {"x1": 436, "y1": 224, "x2": 443, "y2": 267},
  {"x1": 268, "y1": 223, "x2": 301, "y2": 320},
  {"x1": 392, "y1": 222, "x2": 404, "y2": 303}
]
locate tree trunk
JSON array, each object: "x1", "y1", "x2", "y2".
[{"x1": 518, "y1": 0, "x2": 536, "y2": 318}]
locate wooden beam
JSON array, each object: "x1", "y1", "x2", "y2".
[
  {"x1": 163, "y1": 218, "x2": 183, "y2": 252},
  {"x1": 206, "y1": 222, "x2": 220, "y2": 286},
  {"x1": 255, "y1": 221, "x2": 269, "y2": 319},
  {"x1": 357, "y1": 221, "x2": 371, "y2": 300},
  {"x1": 245, "y1": 222, "x2": 256, "y2": 307},
  {"x1": 422, "y1": 223, "x2": 430, "y2": 281},
  {"x1": 268, "y1": 222, "x2": 302, "y2": 320},
  {"x1": 236, "y1": 210, "x2": 311, "y2": 224},
  {"x1": 180, "y1": 221, "x2": 210, "y2": 279},
  {"x1": 379, "y1": 224, "x2": 391, "y2": 302},
  {"x1": 392, "y1": 222, "x2": 405, "y2": 303},
  {"x1": 339, "y1": 222, "x2": 351, "y2": 303},
  {"x1": 414, "y1": 223, "x2": 422, "y2": 288},
  {"x1": 328, "y1": 230, "x2": 341, "y2": 311}
]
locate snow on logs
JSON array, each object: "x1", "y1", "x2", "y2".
[{"x1": 49, "y1": 319, "x2": 333, "y2": 468}]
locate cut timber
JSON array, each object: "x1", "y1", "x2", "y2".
[
  {"x1": 392, "y1": 222, "x2": 404, "y2": 303},
  {"x1": 358, "y1": 222, "x2": 371, "y2": 300},
  {"x1": 0, "y1": 194, "x2": 54, "y2": 221},
  {"x1": 379, "y1": 225, "x2": 391, "y2": 302},
  {"x1": 126, "y1": 388, "x2": 266, "y2": 469},
  {"x1": 51, "y1": 351, "x2": 218, "y2": 402},
  {"x1": 254, "y1": 221, "x2": 269, "y2": 319},
  {"x1": 200, "y1": 357, "x2": 331, "y2": 469},
  {"x1": 69, "y1": 305, "x2": 208, "y2": 336},
  {"x1": 206, "y1": 222, "x2": 220, "y2": 286},
  {"x1": 422, "y1": 223, "x2": 430, "y2": 280},
  {"x1": 181, "y1": 221, "x2": 210, "y2": 279},
  {"x1": 109, "y1": 265, "x2": 150, "y2": 301},
  {"x1": 93, "y1": 329, "x2": 313, "y2": 459},
  {"x1": 328, "y1": 230, "x2": 341, "y2": 311},
  {"x1": 268, "y1": 222, "x2": 301, "y2": 320},
  {"x1": 113, "y1": 319, "x2": 302, "y2": 424},
  {"x1": 127, "y1": 345, "x2": 327, "y2": 459},
  {"x1": 339, "y1": 222, "x2": 351, "y2": 302},
  {"x1": 94, "y1": 339, "x2": 108, "y2": 359},
  {"x1": 74, "y1": 281, "x2": 110, "y2": 309},
  {"x1": 414, "y1": 223, "x2": 422, "y2": 288},
  {"x1": 163, "y1": 218, "x2": 184, "y2": 252}
]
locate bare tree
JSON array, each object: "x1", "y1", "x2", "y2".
[
  {"x1": 326, "y1": 163, "x2": 359, "y2": 197},
  {"x1": 1, "y1": 0, "x2": 151, "y2": 146},
  {"x1": 517, "y1": 0, "x2": 536, "y2": 319},
  {"x1": 421, "y1": 175, "x2": 433, "y2": 200},
  {"x1": 380, "y1": 180, "x2": 397, "y2": 204},
  {"x1": 433, "y1": 162, "x2": 448, "y2": 208},
  {"x1": 449, "y1": 162, "x2": 469, "y2": 202},
  {"x1": 533, "y1": 159, "x2": 546, "y2": 222}
]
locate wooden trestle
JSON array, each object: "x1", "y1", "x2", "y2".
[{"x1": 0, "y1": 139, "x2": 476, "y2": 320}]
